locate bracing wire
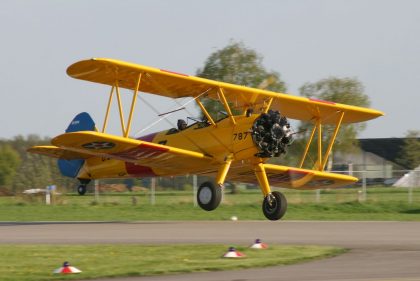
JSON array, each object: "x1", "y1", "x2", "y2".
[{"x1": 133, "y1": 93, "x2": 205, "y2": 137}]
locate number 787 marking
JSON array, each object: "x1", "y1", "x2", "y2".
[{"x1": 233, "y1": 132, "x2": 249, "y2": 141}]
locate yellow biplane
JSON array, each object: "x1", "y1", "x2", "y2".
[{"x1": 28, "y1": 58, "x2": 383, "y2": 220}]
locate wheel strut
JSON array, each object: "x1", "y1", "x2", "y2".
[{"x1": 266, "y1": 193, "x2": 275, "y2": 207}]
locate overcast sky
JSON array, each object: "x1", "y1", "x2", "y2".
[{"x1": 1, "y1": 0, "x2": 419, "y2": 139}]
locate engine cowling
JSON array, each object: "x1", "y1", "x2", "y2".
[{"x1": 252, "y1": 110, "x2": 293, "y2": 158}]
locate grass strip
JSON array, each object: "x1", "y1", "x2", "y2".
[
  {"x1": 1, "y1": 199, "x2": 420, "y2": 221},
  {"x1": 2, "y1": 187, "x2": 420, "y2": 221},
  {"x1": 0, "y1": 244, "x2": 345, "y2": 281}
]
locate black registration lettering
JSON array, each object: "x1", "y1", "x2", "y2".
[{"x1": 233, "y1": 132, "x2": 249, "y2": 141}]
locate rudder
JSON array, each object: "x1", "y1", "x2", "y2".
[
  {"x1": 58, "y1": 112, "x2": 96, "y2": 178},
  {"x1": 65, "y1": 112, "x2": 96, "y2": 133}
]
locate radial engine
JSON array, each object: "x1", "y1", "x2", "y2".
[{"x1": 252, "y1": 110, "x2": 293, "y2": 158}]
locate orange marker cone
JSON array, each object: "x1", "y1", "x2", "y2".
[
  {"x1": 222, "y1": 247, "x2": 246, "y2": 258},
  {"x1": 53, "y1": 261, "x2": 82, "y2": 274},
  {"x1": 250, "y1": 238, "x2": 268, "y2": 249}
]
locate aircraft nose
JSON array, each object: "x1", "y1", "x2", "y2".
[{"x1": 251, "y1": 111, "x2": 293, "y2": 158}]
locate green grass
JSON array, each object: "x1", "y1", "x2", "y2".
[
  {"x1": 0, "y1": 244, "x2": 345, "y2": 281},
  {"x1": 1, "y1": 187, "x2": 420, "y2": 221}
]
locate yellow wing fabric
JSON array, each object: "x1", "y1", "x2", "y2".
[
  {"x1": 27, "y1": 146, "x2": 92, "y2": 160},
  {"x1": 227, "y1": 163, "x2": 357, "y2": 190},
  {"x1": 51, "y1": 131, "x2": 214, "y2": 174},
  {"x1": 67, "y1": 58, "x2": 384, "y2": 125}
]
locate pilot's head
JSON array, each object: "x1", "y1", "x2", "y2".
[{"x1": 177, "y1": 119, "x2": 187, "y2": 130}]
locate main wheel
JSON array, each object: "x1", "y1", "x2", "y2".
[
  {"x1": 262, "y1": 191, "x2": 287, "y2": 220},
  {"x1": 77, "y1": 184, "x2": 87, "y2": 196},
  {"x1": 197, "y1": 181, "x2": 222, "y2": 211}
]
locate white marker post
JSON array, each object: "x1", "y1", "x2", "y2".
[
  {"x1": 94, "y1": 180, "x2": 99, "y2": 202},
  {"x1": 46, "y1": 188, "x2": 51, "y2": 205},
  {"x1": 45, "y1": 185, "x2": 56, "y2": 205}
]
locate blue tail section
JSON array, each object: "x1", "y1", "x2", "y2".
[
  {"x1": 58, "y1": 112, "x2": 96, "y2": 178},
  {"x1": 65, "y1": 112, "x2": 96, "y2": 133},
  {"x1": 58, "y1": 159, "x2": 85, "y2": 178}
]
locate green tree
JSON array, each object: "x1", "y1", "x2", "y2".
[
  {"x1": 0, "y1": 144, "x2": 21, "y2": 187},
  {"x1": 296, "y1": 77, "x2": 371, "y2": 168},
  {"x1": 196, "y1": 41, "x2": 287, "y2": 120},
  {"x1": 398, "y1": 130, "x2": 420, "y2": 169},
  {"x1": 5, "y1": 135, "x2": 74, "y2": 193}
]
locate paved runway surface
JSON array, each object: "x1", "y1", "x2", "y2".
[{"x1": 1, "y1": 221, "x2": 420, "y2": 281}]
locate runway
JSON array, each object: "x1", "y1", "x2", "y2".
[{"x1": 1, "y1": 221, "x2": 420, "y2": 280}]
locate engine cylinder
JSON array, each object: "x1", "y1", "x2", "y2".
[{"x1": 252, "y1": 110, "x2": 293, "y2": 158}]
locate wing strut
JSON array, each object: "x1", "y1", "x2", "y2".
[
  {"x1": 299, "y1": 124, "x2": 317, "y2": 169},
  {"x1": 115, "y1": 80, "x2": 126, "y2": 135},
  {"x1": 101, "y1": 73, "x2": 142, "y2": 137},
  {"x1": 195, "y1": 98, "x2": 216, "y2": 126},
  {"x1": 218, "y1": 88, "x2": 236, "y2": 125},
  {"x1": 263, "y1": 97, "x2": 274, "y2": 113},
  {"x1": 102, "y1": 85, "x2": 114, "y2": 133},
  {"x1": 125, "y1": 73, "x2": 142, "y2": 137},
  {"x1": 320, "y1": 111, "x2": 345, "y2": 170},
  {"x1": 317, "y1": 118, "x2": 322, "y2": 170},
  {"x1": 298, "y1": 111, "x2": 345, "y2": 171}
]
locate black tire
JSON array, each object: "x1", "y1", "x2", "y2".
[
  {"x1": 77, "y1": 185, "x2": 87, "y2": 196},
  {"x1": 262, "y1": 191, "x2": 287, "y2": 220},
  {"x1": 197, "y1": 181, "x2": 222, "y2": 211}
]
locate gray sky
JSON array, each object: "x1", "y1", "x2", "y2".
[{"x1": 1, "y1": 0, "x2": 419, "y2": 139}]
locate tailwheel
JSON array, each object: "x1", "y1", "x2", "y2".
[
  {"x1": 262, "y1": 191, "x2": 287, "y2": 220},
  {"x1": 77, "y1": 184, "x2": 87, "y2": 196},
  {"x1": 197, "y1": 181, "x2": 222, "y2": 211},
  {"x1": 77, "y1": 179, "x2": 90, "y2": 196}
]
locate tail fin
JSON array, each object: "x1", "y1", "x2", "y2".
[
  {"x1": 59, "y1": 112, "x2": 96, "y2": 178},
  {"x1": 65, "y1": 112, "x2": 96, "y2": 133}
]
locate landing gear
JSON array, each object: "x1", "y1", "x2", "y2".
[
  {"x1": 77, "y1": 179, "x2": 91, "y2": 196},
  {"x1": 197, "y1": 181, "x2": 222, "y2": 211},
  {"x1": 77, "y1": 184, "x2": 87, "y2": 196},
  {"x1": 254, "y1": 163, "x2": 288, "y2": 221},
  {"x1": 262, "y1": 191, "x2": 287, "y2": 221}
]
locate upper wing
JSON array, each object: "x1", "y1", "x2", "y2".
[
  {"x1": 51, "y1": 131, "x2": 216, "y2": 174},
  {"x1": 67, "y1": 58, "x2": 384, "y2": 124},
  {"x1": 227, "y1": 163, "x2": 357, "y2": 190}
]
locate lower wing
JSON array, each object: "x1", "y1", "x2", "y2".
[
  {"x1": 27, "y1": 146, "x2": 92, "y2": 160},
  {"x1": 48, "y1": 131, "x2": 215, "y2": 174},
  {"x1": 227, "y1": 163, "x2": 357, "y2": 190}
]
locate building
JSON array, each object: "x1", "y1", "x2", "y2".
[{"x1": 332, "y1": 138, "x2": 417, "y2": 185}]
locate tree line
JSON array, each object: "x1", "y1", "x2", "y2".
[{"x1": 0, "y1": 135, "x2": 74, "y2": 194}]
